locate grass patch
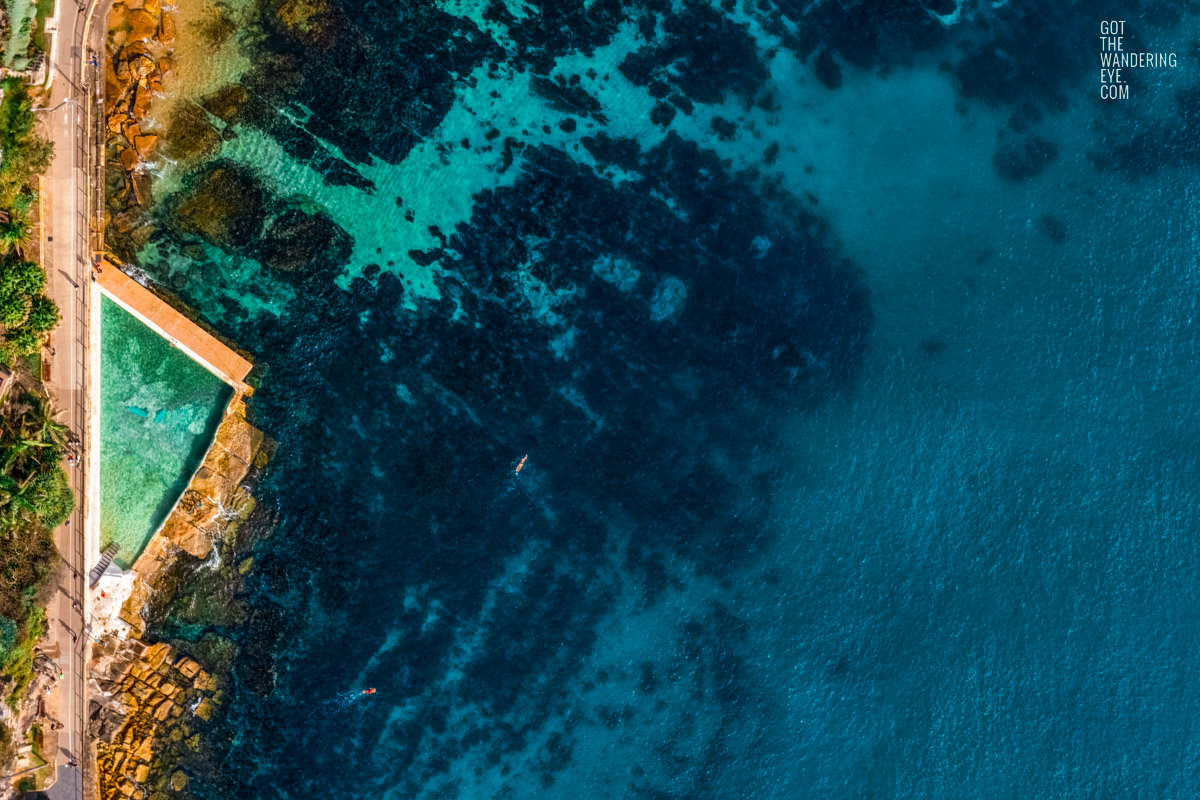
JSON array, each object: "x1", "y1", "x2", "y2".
[
  {"x1": 22, "y1": 351, "x2": 39, "y2": 379},
  {"x1": 29, "y1": 0, "x2": 54, "y2": 58},
  {"x1": 2, "y1": 606, "x2": 45, "y2": 708}
]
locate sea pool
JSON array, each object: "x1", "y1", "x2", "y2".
[{"x1": 99, "y1": 295, "x2": 231, "y2": 569}]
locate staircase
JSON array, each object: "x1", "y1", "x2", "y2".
[{"x1": 88, "y1": 543, "x2": 121, "y2": 587}]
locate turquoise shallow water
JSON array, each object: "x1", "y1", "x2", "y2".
[
  {"x1": 99, "y1": 296, "x2": 231, "y2": 568},
  {"x1": 109, "y1": 1, "x2": 1200, "y2": 797}
]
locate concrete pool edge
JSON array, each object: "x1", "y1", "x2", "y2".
[
  {"x1": 87, "y1": 259, "x2": 101, "y2": 583},
  {"x1": 89, "y1": 262, "x2": 270, "y2": 632},
  {"x1": 95, "y1": 261, "x2": 253, "y2": 394}
]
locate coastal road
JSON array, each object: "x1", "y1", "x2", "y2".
[{"x1": 41, "y1": 0, "x2": 109, "y2": 796}]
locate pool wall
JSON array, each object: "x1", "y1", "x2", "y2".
[
  {"x1": 100, "y1": 295, "x2": 234, "y2": 568},
  {"x1": 96, "y1": 265, "x2": 253, "y2": 393},
  {"x1": 92, "y1": 261, "x2": 261, "y2": 582}
]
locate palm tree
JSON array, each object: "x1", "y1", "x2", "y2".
[
  {"x1": 0, "y1": 470, "x2": 37, "y2": 527},
  {"x1": 0, "y1": 212, "x2": 31, "y2": 256}
]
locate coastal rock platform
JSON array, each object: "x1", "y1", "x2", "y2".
[{"x1": 91, "y1": 641, "x2": 215, "y2": 800}]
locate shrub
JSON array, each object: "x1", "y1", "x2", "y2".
[
  {"x1": 4, "y1": 326, "x2": 40, "y2": 356},
  {"x1": 0, "y1": 260, "x2": 44, "y2": 297},
  {"x1": 0, "y1": 616, "x2": 15, "y2": 661},
  {"x1": 27, "y1": 466, "x2": 72, "y2": 529},
  {"x1": 0, "y1": 287, "x2": 30, "y2": 327},
  {"x1": 0, "y1": 79, "x2": 54, "y2": 208},
  {"x1": 24, "y1": 295, "x2": 58, "y2": 334}
]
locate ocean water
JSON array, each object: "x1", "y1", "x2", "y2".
[
  {"x1": 99, "y1": 296, "x2": 232, "y2": 568},
  {"x1": 111, "y1": 1, "x2": 1200, "y2": 797}
]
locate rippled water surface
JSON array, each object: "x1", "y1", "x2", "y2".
[
  {"x1": 110, "y1": 1, "x2": 1200, "y2": 797},
  {"x1": 99, "y1": 296, "x2": 231, "y2": 568}
]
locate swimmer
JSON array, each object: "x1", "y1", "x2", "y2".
[{"x1": 515, "y1": 454, "x2": 528, "y2": 474}]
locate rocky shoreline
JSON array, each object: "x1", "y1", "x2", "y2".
[
  {"x1": 88, "y1": 394, "x2": 274, "y2": 800},
  {"x1": 89, "y1": 7, "x2": 278, "y2": 793},
  {"x1": 105, "y1": 0, "x2": 176, "y2": 251},
  {"x1": 91, "y1": 642, "x2": 211, "y2": 799}
]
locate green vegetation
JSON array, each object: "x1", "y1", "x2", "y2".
[
  {"x1": 0, "y1": 66, "x2": 70, "y2": 767},
  {"x1": 0, "y1": 392, "x2": 74, "y2": 708},
  {"x1": 29, "y1": 0, "x2": 55, "y2": 59},
  {"x1": 0, "y1": 80, "x2": 58, "y2": 364},
  {"x1": 2, "y1": 606, "x2": 47, "y2": 709},
  {"x1": 0, "y1": 80, "x2": 53, "y2": 208}
]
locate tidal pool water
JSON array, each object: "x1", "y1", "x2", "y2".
[{"x1": 99, "y1": 295, "x2": 231, "y2": 568}]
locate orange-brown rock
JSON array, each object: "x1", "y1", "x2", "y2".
[
  {"x1": 176, "y1": 658, "x2": 201, "y2": 680},
  {"x1": 119, "y1": 579, "x2": 152, "y2": 638},
  {"x1": 153, "y1": 700, "x2": 174, "y2": 721},
  {"x1": 189, "y1": 466, "x2": 243, "y2": 510},
  {"x1": 123, "y1": 40, "x2": 152, "y2": 60},
  {"x1": 214, "y1": 414, "x2": 265, "y2": 467},
  {"x1": 132, "y1": 736, "x2": 154, "y2": 762},
  {"x1": 132, "y1": 87, "x2": 152, "y2": 118},
  {"x1": 127, "y1": 9, "x2": 158, "y2": 41},
  {"x1": 144, "y1": 642, "x2": 171, "y2": 670},
  {"x1": 159, "y1": 13, "x2": 176, "y2": 44},
  {"x1": 133, "y1": 134, "x2": 157, "y2": 157},
  {"x1": 131, "y1": 56, "x2": 156, "y2": 80},
  {"x1": 108, "y1": 2, "x2": 131, "y2": 33},
  {"x1": 159, "y1": 513, "x2": 211, "y2": 559},
  {"x1": 194, "y1": 698, "x2": 216, "y2": 722}
]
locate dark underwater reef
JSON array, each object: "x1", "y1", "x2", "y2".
[{"x1": 110, "y1": 0, "x2": 1200, "y2": 797}]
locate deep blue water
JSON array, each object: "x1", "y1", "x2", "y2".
[{"x1": 112, "y1": 0, "x2": 1200, "y2": 797}]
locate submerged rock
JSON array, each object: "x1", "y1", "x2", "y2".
[
  {"x1": 256, "y1": 207, "x2": 352, "y2": 274},
  {"x1": 200, "y1": 84, "x2": 249, "y2": 124},
  {"x1": 268, "y1": 0, "x2": 341, "y2": 48},
  {"x1": 162, "y1": 102, "x2": 222, "y2": 163},
  {"x1": 170, "y1": 163, "x2": 269, "y2": 251},
  {"x1": 992, "y1": 136, "x2": 1059, "y2": 182}
]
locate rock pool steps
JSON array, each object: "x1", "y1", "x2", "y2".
[{"x1": 89, "y1": 542, "x2": 122, "y2": 587}]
